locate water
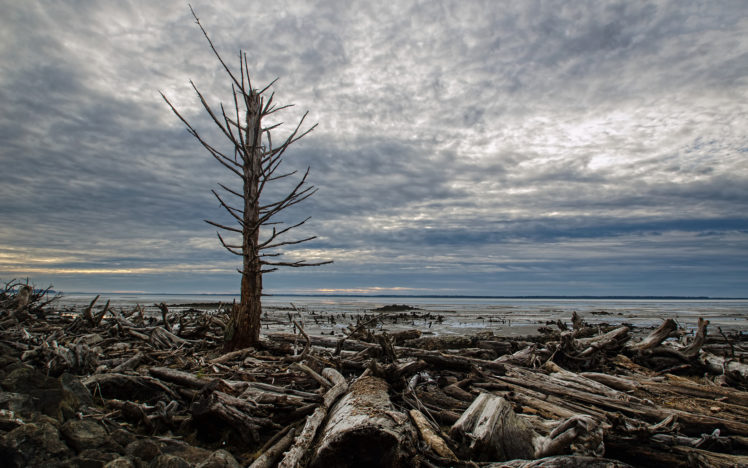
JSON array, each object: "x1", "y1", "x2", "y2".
[{"x1": 52, "y1": 293, "x2": 748, "y2": 336}]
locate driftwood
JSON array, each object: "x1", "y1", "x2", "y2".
[
  {"x1": 701, "y1": 352, "x2": 748, "y2": 383},
  {"x1": 626, "y1": 318, "x2": 678, "y2": 351},
  {"x1": 278, "y1": 368, "x2": 348, "y2": 468},
  {"x1": 409, "y1": 408, "x2": 457, "y2": 461},
  {"x1": 450, "y1": 393, "x2": 604, "y2": 462},
  {"x1": 450, "y1": 393, "x2": 538, "y2": 461},
  {"x1": 487, "y1": 455, "x2": 634, "y2": 467},
  {"x1": 249, "y1": 427, "x2": 296, "y2": 468},
  {"x1": 2, "y1": 289, "x2": 748, "y2": 468},
  {"x1": 309, "y1": 375, "x2": 416, "y2": 467}
]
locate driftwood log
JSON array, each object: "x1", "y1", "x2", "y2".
[
  {"x1": 309, "y1": 375, "x2": 416, "y2": 467},
  {"x1": 278, "y1": 368, "x2": 348, "y2": 468},
  {"x1": 450, "y1": 393, "x2": 538, "y2": 461}
]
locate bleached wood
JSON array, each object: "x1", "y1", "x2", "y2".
[
  {"x1": 450, "y1": 393, "x2": 536, "y2": 461},
  {"x1": 310, "y1": 376, "x2": 416, "y2": 467}
]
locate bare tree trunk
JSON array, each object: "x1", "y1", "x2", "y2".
[
  {"x1": 226, "y1": 271, "x2": 262, "y2": 350},
  {"x1": 226, "y1": 90, "x2": 263, "y2": 351}
]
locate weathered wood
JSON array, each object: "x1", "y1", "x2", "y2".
[
  {"x1": 278, "y1": 407, "x2": 325, "y2": 468},
  {"x1": 249, "y1": 427, "x2": 296, "y2": 468},
  {"x1": 701, "y1": 352, "x2": 748, "y2": 383},
  {"x1": 278, "y1": 368, "x2": 348, "y2": 468},
  {"x1": 110, "y1": 351, "x2": 144, "y2": 373},
  {"x1": 627, "y1": 319, "x2": 678, "y2": 351},
  {"x1": 641, "y1": 373, "x2": 748, "y2": 407},
  {"x1": 292, "y1": 361, "x2": 332, "y2": 388},
  {"x1": 209, "y1": 347, "x2": 253, "y2": 364},
  {"x1": 498, "y1": 366, "x2": 748, "y2": 436},
  {"x1": 411, "y1": 349, "x2": 507, "y2": 374},
  {"x1": 450, "y1": 393, "x2": 537, "y2": 461},
  {"x1": 578, "y1": 372, "x2": 638, "y2": 392},
  {"x1": 496, "y1": 344, "x2": 541, "y2": 367},
  {"x1": 680, "y1": 316, "x2": 709, "y2": 358},
  {"x1": 157, "y1": 302, "x2": 172, "y2": 332},
  {"x1": 309, "y1": 375, "x2": 416, "y2": 468},
  {"x1": 191, "y1": 389, "x2": 278, "y2": 443},
  {"x1": 575, "y1": 326, "x2": 630, "y2": 357},
  {"x1": 671, "y1": 445, "x2": 748, "y2": 468},
  {"x1": 409, "y1": 408, "x2": 457, "y2": 461},
  {"x1": 488, "y1": 455, "x2": 634, "y2": 467},
  {"x1": 149, "y1": 366, "x2": 207, "y2": 389},
  {"x1": 82, "y1": 295, "x2": 99, "y2": 325}
]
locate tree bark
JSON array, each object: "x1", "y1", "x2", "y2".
[{"x1": 309, "y1": 376, "x2": 416, "y2": 468}]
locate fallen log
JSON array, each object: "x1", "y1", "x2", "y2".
[
  {"x1": 574, "y1": 326, "x2": 630, "y2": 357},
  {"x1": 578, "y1": 372, "x2": 638, "y2": 392},
  {"x1": 309, "y1": 375, "x2": 417, "y2": 468},
  {"x1": 672, "y1": 445, "x2": 748, "y2": 468},
  {"x1": 278, "y1": 368, "x2": 348, "y2": 468},
  {"x1": 449, "y1": 393, "x2": 537, "y2": 461},
  {"x1": 450, "y1": 393, "x2": 605, "y2": 462},
  {"x1": 701, "y1": 352, "x2": 748, "y2": 384}
]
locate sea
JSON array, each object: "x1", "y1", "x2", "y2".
[{"x1": 52, "y1": 293, "x2": 748, "y2": 335}]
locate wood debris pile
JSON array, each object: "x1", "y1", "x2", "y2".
[{"x1": 1, "y1": 284, "x2": 747, "y2": 467}]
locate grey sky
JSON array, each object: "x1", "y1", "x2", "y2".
[{"x1": 1, "y1": 1, "x2": 747, "y2": 296}]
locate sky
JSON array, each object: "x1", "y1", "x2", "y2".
[{"x1": 1, "y1": 1, "x2": 747, "y2": 297}]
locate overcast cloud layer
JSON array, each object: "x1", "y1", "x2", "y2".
[{"x1": 1, "y1": 1, "x2": 747, "y2": 296}]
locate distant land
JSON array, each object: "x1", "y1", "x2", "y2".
[{"x1": 56, "y1": 292, "x2": 748, "y2": 300}]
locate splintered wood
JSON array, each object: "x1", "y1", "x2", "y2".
[{"x1": 1, "y1": 288, "x2": 747, "y2": 467}]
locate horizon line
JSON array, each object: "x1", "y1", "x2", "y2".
[{"x1": 55, "y1": 291, "x2": 747, "y2": 300}]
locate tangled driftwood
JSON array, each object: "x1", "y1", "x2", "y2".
[{"x1": 1, "y1": 284, "x2": 747, "y2": 467}]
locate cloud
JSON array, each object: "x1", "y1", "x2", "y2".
[{"x1": 0, "y1": 0, "x2": 746, "y2": 296}]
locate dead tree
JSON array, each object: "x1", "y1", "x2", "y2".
[{"x1": 162, "y1": 7, "x2": 330, "y2": 350}]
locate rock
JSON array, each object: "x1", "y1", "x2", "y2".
[
  {"x1": 0, "y1": 421, "x2": 73, "y2": 467},
  {"x1": 159, "y1": 438, "x2": 212, "y2": 464},
  {"x1": 110, "y1": 428, "x2": 138, "y2": 448},
  {"x1": 30, "y1": 412, "x2": 62, "y2": 428},
  {"x1": 61, "y1": 419, "x2": 110, "y2": 452},
  {"x1": 2, "y1": 366, "x2": 80, "y2": 421},
  {"x1": 105, "y1": 458, "x2": 137, "y2": 468},
  {"x1": 60, "y1": 373, "x2": 95, "y2": 408},
  {"x1": 149, "y1": 454, "x2": 192, "y2": 468},
  {"x1": 125, "y1": 439, "x2": 161, "y2": 462},
  {"x1": 69, "y1": 449, "x2": 119, "y2": 468},
  {"x1": 195, "y1": 449, "x2": 240, "y2": 468},
  {"x1": 0, "y1": 391, "x2": 35, "y2": 416}
]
